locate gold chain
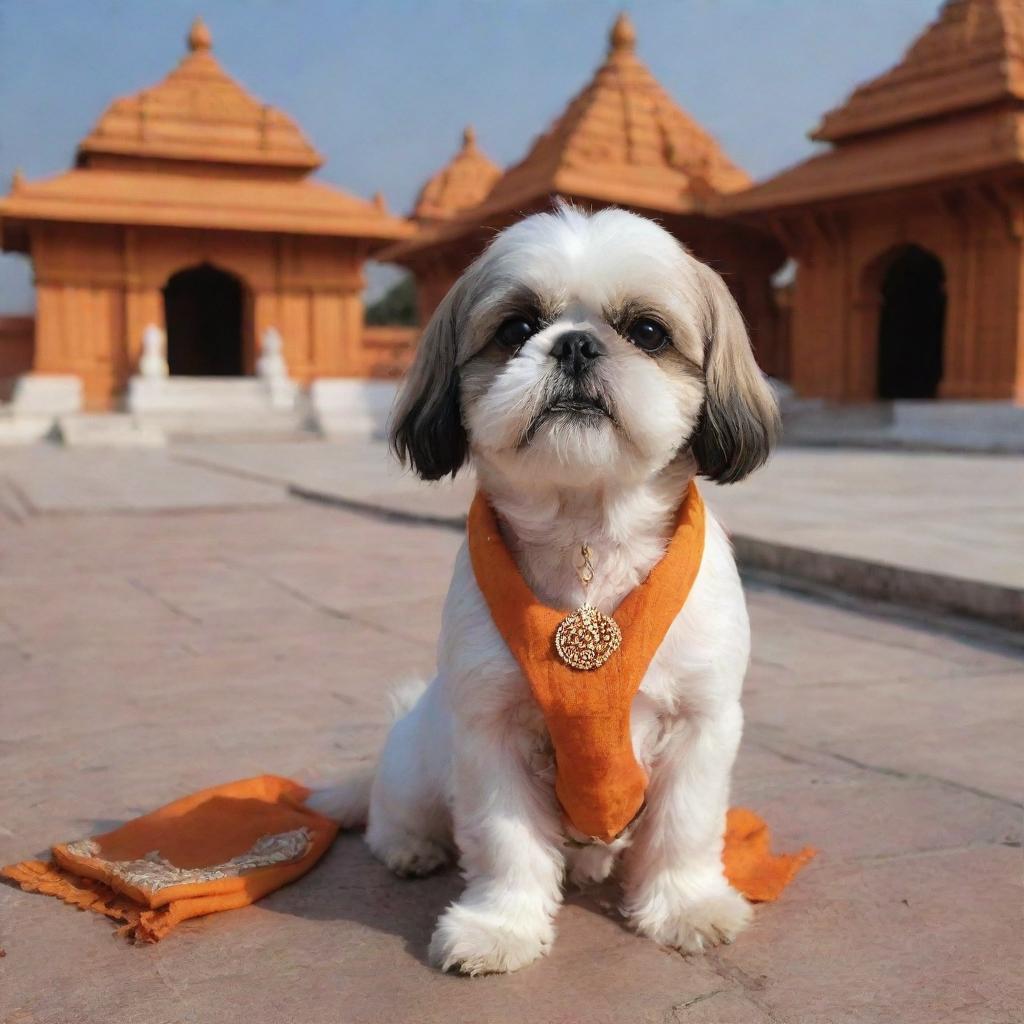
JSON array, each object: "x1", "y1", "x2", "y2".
[{"x1": 577, "y1": 543, "x2": 595, "y2": 590}]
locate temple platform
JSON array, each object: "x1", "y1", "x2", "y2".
[
  {"x1": 781, "y1": 398, "x2": 1024, "y2": 453},
  {"x1": 125, "y1": 376, "x2": 307, "y2": 437},
  {"x1": 0, "y1": 375, "x2": 401, "y2": 442}
]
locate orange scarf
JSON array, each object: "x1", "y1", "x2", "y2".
[
  {"x1": 468, "y1": 482, "x2": 706, "y2": 843},
  {"x1": 3, "y1": 776, "x2": 338, "y2": 942}
]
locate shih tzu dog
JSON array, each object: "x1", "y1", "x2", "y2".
[{"x1": 311, "y1": 204, "x2": 778, "y2": 974}]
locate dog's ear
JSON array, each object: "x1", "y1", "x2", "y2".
[
  {"x1": 690, "y1": 262, "x2": 780, "y2": 484},
  {"x1": 389, "y1": 276, "x2": 470, "y2": 480}
]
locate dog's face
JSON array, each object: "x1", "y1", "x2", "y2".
[{"x1": 392, "y1": 206, "x2": 778, "y2": 489}]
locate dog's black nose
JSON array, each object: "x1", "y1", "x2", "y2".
[{"x1": 550, "y1": 330, "x2": 601, "y2": 377}]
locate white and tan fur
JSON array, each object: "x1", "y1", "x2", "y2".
[{"x1": 310, "y1": 205, "x2": 779, "y2": 974}]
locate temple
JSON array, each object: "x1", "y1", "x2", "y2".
[
  {"x1": 3, "y1": 3, "x2": 1022, "y2": 421},
  {"x1": 724, "y1": 0, "x2": 1024, "y2": 402},
  {"x1": 0, "y1": 18, "x2": 412, "y2": 409},
  {"x1": 384, "y1": 14, "x2": 788, "y2": 379}
]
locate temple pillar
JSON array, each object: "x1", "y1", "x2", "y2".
[
  {"x1": 412, "y1": 255, "x2": 459, "y2": 324},
  {"x1": 788, "y1": 225, "x2": 848, "y2": 401},
  {"x1": 34, "y1": 280, "x2": 125, "y2": 408},
  {"x1": 336, "y1": 288, "x2": 366, "y2": 375},
  {"x1": 730, "y1": 257, "x2": 784, "y2": 379},
  {"x1": 939, "y1": 187, "x2": 1023, "y2": 400},
  {"x1": 310, "y1": 290, "x2": 346, "y2": 376},
  {"x1": 1016, "y1": 243, "x2": 1024, "y2": 402},
  {"x1": 936, "y1": 196, "x2": 973, "y2": 401}
]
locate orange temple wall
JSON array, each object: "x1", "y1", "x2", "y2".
[
  {"x1": 28, "y1": 224, "x2": 373, "y2": 408},
  {"x1": 784, "y1": 190, "x2": 1024, "y2": 402}
]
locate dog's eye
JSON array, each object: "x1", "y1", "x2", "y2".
[
  {"x1": 626, "y1": 318, "x2": 670, "y2": 354},
  {"x1": 495, "y1": 318, "x2": 535, "y2": 351}
]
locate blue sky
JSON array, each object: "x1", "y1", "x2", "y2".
[{"x1": 0, "y1": 0, "x2": 939, "y2": 312}]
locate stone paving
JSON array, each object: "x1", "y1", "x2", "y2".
[
  {"x1": 707, "y1": 448, "x2": 1024, "y2": 591},
  {"x1": 4, "y1": 439, "x2": 1022, "y2": 601},
  {"x1": 175, "y1": 440, "x2": 1024, "y2": 595},
  {"x1": 0, "y1": 444, "x2": 285, "y2": 515},
  {"x1": 0, "y1": 442, "x2": 1021, "y2": 1024}
]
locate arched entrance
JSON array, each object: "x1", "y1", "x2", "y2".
[
  {"x1": 875, "y1": 245, "x2": 945, "y2": 399},
  {"x1": 163, "y1": 264, "x2": 245, "y2": 376}
]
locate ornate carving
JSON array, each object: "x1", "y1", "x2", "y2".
[
  {"x1": 64, "y1": 828, "x2": 313, "y2": 893},
  {"x1": 554, "y1": 604, "x2": 622, "y2": 671}
]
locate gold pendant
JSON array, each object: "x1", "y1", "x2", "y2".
[{"x1": 555, "y1": 603, "x2": 622, "y2": 671}]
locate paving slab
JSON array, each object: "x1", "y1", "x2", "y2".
[
  {"x1": 174, "y1": 441, "x2": 1024, "y2": 594},
  {"x1": 174, "y1": 439, "x2": 1024, "y2": 628},
  {"x1": 708, "y1": 448, "x2": 1024, "y2": 628},
  {"x1": 0, "y1": 482, "x2": 1021, "y2": 1024},
  {"x1": 175, "y1": 437, "x2": 477, "y2": 523},
  {"x1": 0, "y1": 443, "x2": 285, "y2": 513}
]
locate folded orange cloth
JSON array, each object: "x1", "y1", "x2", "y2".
[
  {"x1": 2, "y1": 775, "x2": 337, "y2": 942},
  {"x1": 2, "y1": 779, "x2": 811, "y2": 942}
]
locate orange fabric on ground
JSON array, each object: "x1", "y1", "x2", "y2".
[
  {"x1": 467, "y1": 482, "x2": 707, "y2": 843},
  {"x1": 724, "y1": 808, "x2": 816, "y2": 902},
  {"x1": 0, "y1": 787, "x2": 813, "y2": 943},
  {"x1": 2, "y1": 775, "x2": 338, "y2": 942}
]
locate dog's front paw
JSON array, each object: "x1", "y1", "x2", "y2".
[
  {"x1": 566, "y1": 842, "x2": 617, "y2": 888},
  {"x1": 627, "y1": 880, "x2": 751, "y2": 954},
  {"x1": 367, "y1": 832, "x2": 449, "y2": 878},
  {"x1": 428, "y1": 902, "x2": 553, "y2": 975}
]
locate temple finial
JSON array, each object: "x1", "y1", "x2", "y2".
[
  {"x1": 373, "y1": 191, "x2": 388, "y2": 212},
  {"x1": 609, "y1": 13, "x2": 636, "y2": 55},
  {"x1": 11, "y1": 168, "x2": 25, "y2": 191},
  {"x1": 463, "y1": 125, "x2": 477, "y2": 149},
  {"x1": 188, "y1": 17, "x2": 212, "y2": 53}
]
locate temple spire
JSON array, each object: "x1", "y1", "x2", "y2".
[
  {"x1": 188, "y1": 16, "x2": 212, "y2": 53},
  {"x1": 76, "y1": 15, "x2": 322, "y2": 172},
  {"x1": 479, "y1": 6, "x2": 748, "y2": 215},
  {"x1": 412, "y1": 127, "x2": 501, "y2": 221},
  {"x1": 609, "y1": 13, "x2": 636, "y2": 56},
  {"x1": 813, "y1": 0, "x2": 1024, "y2": 142}
]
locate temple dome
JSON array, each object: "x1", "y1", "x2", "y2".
[
  {"x1": 77, "y1": 16, "x2": 322, "y2": 173},
  {"x1": 413, "y1": 127, "x2": 502, "y2": 221},
  {"x1": 478, "y1": 12, "x2": 750, "y2": 216}
]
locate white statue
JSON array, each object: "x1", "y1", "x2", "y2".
[
  {"x1": 257, "y1": 326, "x2": 296, "y2": 410},
  {"x1": 257, "y1": 326, "x2": 288, "y2": 381},
  {"x1": 139, "y1": 324, "x2": 168, "y2": 378}
]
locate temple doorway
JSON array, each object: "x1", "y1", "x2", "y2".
[
  {"x1": 876, "y1": 245, "x2": 945, "y2": 399},
  {"x1": 163, "y1": 264, "x2": 245, "y2": 376}
]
